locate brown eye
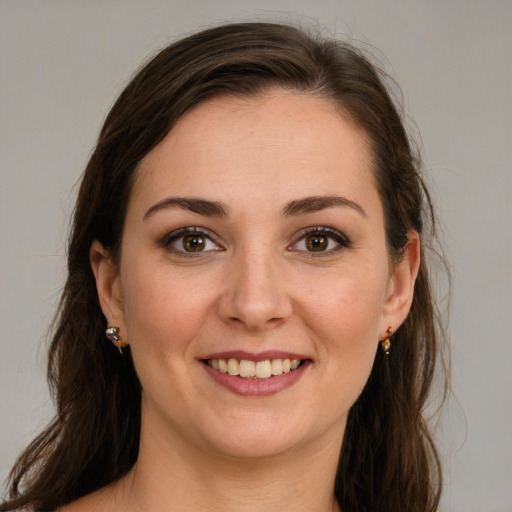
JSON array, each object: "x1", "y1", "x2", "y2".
[
  {"x1": 305, "y1": 234, "x2": 328, "y2": 251},
  {"x1": 182, "y1": 234, "x2": 206, "y2": 252},
  {"x1": 290, "y1": 227, "x2": 352, "y2": 255},
  {"x1": 163, "y1": 228, "x2": 221, "y2": 255}
]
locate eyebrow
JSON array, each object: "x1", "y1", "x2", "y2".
[
  {"x1": 143, "y1": 194, "x2": 366, "y2": 220},
  {"x1": 283, "y1": 195, "x2": 367, "y2": 218},
  {"x1": 143, "y1": 197, "x2": 228, "y2": 219}
]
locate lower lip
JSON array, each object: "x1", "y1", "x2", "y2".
[{"x1": 201, "y1": 360, "x2": 311, "y2": 397}]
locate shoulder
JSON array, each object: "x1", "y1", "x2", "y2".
[{"x1": 59, "y1": 486, "x2": 121, "y2": 512}]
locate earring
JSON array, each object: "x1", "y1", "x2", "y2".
[
  {"x1": 105, "y1": 326, "x2": 127, "y2": 354},
  {"x1": 380, "y1": 326, "x2": 392, "y2": 355}
]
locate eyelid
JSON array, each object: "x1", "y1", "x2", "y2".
[
  {"x1": 160, "y1": 226, "x2": 224, "y2": 254},
  {"x1": 159, "y1": 225, "x2": 350, "y2": 256},
  {"x1": 289, "y1": 226, "x2": 352, "y2": 255}
]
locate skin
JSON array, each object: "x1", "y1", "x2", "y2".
[{"x1": 74, "y1": 90, "x2": 420, "y2": 512}]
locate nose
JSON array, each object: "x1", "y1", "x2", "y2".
[{"x1": 218, "y1": 248, "x2": 293, "y2": 332}]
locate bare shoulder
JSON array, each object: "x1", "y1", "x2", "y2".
[
  {"x1": 59, "y1": 485, "x2": 122, "y2": 512},
  {"x1": 59, "y1": 494, "x2": 102, "y2": 512}
]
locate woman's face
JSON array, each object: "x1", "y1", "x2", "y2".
[{"x1": 93, "y1": 90, "x2": 417, "y2": 460}]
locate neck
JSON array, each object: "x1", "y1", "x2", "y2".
[{"x1": 113, "y1": 416, "x2": 344, "y2": 512}]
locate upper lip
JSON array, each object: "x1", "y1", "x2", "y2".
[{"x1": 200, "y1": 350, "x2": 310, "y2": 362}]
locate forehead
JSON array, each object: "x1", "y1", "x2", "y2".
[{"x1": 132, "y1": 90, "x2": 379, "y2": 216}]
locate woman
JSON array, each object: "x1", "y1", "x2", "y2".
[{"x1": 1, "y1": 22, "x2": 447, "y2": 512}]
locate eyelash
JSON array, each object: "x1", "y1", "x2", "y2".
[
  {"x1": 160, "y1": 227, "x2": 223, "y2": 256},
  {"x1": 159, "y1": 226, "x2": 352, "y2": 257},
  {"x1": 290, "y1": 226, "x2": 352, "y2": 257}
]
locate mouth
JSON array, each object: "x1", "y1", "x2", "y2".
[
  {"x1": 200, "y1": 352, "x2": 311, "y2": 396},
  {"x1": 203, "y1": 357, "x2": 305, "y2": 379}
]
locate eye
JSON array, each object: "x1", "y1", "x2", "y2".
[
  {"x1": 290, "y1": 227, "x2": 351, "y2": 255},
  {"x1": 161, "y1": 227, "x2": 222, "y2": 254}
]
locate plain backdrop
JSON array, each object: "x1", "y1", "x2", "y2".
[{"x1": 1, "y1": 1, "x2": 511, "y2": 511}]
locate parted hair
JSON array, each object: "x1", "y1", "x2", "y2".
[{"x1": 1, "y1": 22, "x2": 448, "y2": 512}]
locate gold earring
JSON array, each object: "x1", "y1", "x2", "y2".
[
  {"x1": 380, "y1": 326, "x2": 392, "y2": 355},
  {"x1": 105, "y1": 326, "x2": 127, "y2": 354}
]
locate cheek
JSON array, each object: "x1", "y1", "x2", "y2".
[
  {"x1": 304, "y1": 270, "x2": 385, "y2": 342},
  {"x1": 120, "y1": 262, "x2": 215, "y2": 355},
  {"x1": 305, "y1": 277, "x2": 382, "y2": 419},
  {"x1": 299, "y1": 268, "x2": 386, "y2": 390}
]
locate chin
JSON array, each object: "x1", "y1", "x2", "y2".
[
  {"x1": 206, "y1": 431, "x2": 304, "y2": 460},
  {"x1": 197, "y1": 408, "x2": 342, "y2": 461}
]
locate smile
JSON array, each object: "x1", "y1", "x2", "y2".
[{"x1": 205, "y1": 358, "x2": 302, "y2": 379}]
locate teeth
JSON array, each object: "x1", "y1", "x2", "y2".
[
  {"x1": 227, "y1": 358, "x2": 239, "y2": 376},
  {"x1": 255, "y1": 360, "x2": 272, "y2": 378},
  {"x1": 207, "y1": 358, "x2": 303, "y2": 379},
  {"x1": 271, "y1": 359, "x2": 283, "y2": 375},
  {"x1": 239, "y1": 359, "x2": 255, "y2": 378}
]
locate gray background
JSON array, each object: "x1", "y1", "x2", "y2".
[{"x1": 1, "y1": 1, "x2": 511, "y2": 510}]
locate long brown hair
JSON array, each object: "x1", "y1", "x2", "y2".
[{"x1": 1, "y1": 22, "x2": 448, "y2": 512}]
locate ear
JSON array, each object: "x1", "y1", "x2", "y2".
[
  {"x1": 90, "y1": 240, "x2": 126, "y2": 332},
  {"x1": 379, "y1": 231, "x2": 421, "y2": 339}
]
